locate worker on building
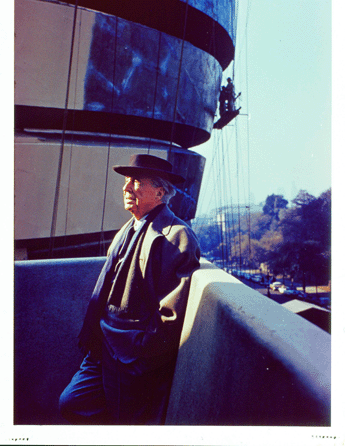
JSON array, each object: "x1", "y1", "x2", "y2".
[
  {"x1": 224, "y1": 77, "x2": 235, "y2": 112},
  {"x1": 59, "y1": 154, "x2": 200, "y2": 425},
  {"x1": 219, "y1": 77, "x2": 236, "y2": 117},
  {"x1": 219, "y1": 86, "x2": 227, "y2": 116}
]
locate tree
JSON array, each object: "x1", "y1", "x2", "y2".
[
  {"x1": 291, "y1": 190, "x2": 316, "y2": 207},
  {"x1": 194, "y1": 222, "x2": 222, "y2": 257},
  {"x1": 248, "y1": 212, "x2": 272, "y2": 240},
  {"x1": 193, "y1": 189, "x2": 330, "y2": 286},
  {"x1": 262, "y1": 194, "x2": 288, "y2": 222},
  {"x1": 268, "y1": 189, "x2": 331, "y2": 288}
]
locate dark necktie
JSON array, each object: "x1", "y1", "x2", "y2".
[
  {"x1": 107, "y1": 223, "x2": 136, "y2": 307},
  {"x1": 106, "y1": 206, "x2": 164, "y2": 309},
  {"x1": 118, "y1": 224, "x2": 135, "y2": 259}
]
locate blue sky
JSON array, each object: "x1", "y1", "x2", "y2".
[{"x1": 194, "y1": 0, "x2": 332, "y2": 215}]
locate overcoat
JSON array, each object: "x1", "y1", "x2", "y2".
[{"x1": 78, "y1": 204, "x2": 200, "y2": 367}]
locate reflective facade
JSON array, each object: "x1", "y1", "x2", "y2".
[{"x1": 14, "y1": 0, "x2": 236, "y2": 258}]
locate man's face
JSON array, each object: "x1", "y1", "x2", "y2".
[{"x1": 123, "y1": 176, "x2": 164, "y2": 220}]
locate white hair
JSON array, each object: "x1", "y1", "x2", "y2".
[{"x1": 150, "y1": 177, "x2": 176, "y2": 203}]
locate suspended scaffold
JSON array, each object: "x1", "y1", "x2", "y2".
[{"x1": 213, "y1": 106, "x2": 241, "y2": 129}]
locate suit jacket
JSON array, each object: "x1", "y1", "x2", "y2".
[{"x1": 78, "y1": 204, "x2": 200, "y2": 365}]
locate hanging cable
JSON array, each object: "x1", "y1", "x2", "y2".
[
  {"x1": 221, "y1": 128, "x2": 231, "y2": 270},
  {"x1": 98, "y1": 16, "x2": 119, "y2": 256},
  {"x1": 213, "y1": 0, "x2": 225, "y2": 270},
  {"x1": 62, "y1": 6, "x2": 82, "y2": 257},
  {"x1": 169, "y1": 0, "x2": 189, "y2": 155},
  {"x1": 194, "y1": 130, "x2": 220, "y2": 219},
  {"x1": 245, "y1": 9, "x2": 252, "y2": 270},
  {"x1": 235, "y1": 118, "x2": 242, "y2": 270},
  {"x1": 148, "y1": 31, "x2": 162, "y2": 154},
  {"x1": 224, "y1": 125, "x2": 234, "y2": 271},
  {"x1": 216, "y1": 3, "x2": 239, "y2": 272},
  {"x1": 228, "y1": 132, "x2": 237, "y2": 272},
  {"x1": 195, "y1": 0, "x2": 242, "y2": 272},
  {"x1": 228, "y1": 0, "x2": 252, "y2": 272},
  {"x1": 49, "y1": 0, "x2": 79, "y2": 258},
  {"x1": 218, "y1": 126, "x2": 225, "y2": 269},
  {"x1": 232, "y1": 0, "x2": 252, "y2": 272}
]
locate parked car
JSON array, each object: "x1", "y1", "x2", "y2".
[
  {"x1": 278, "y1": 286, "x2": 307, "y2": 298},
  {"x1": 252, "y1": 275, "x2": 262, "y2": 283},
  {"x1": 270, "y1": 281, "x2": 283, "y2": 291}
]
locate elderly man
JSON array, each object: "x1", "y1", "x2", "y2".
[{"x1": 59, "y1": 154, "x2": 200, "y2": 425}]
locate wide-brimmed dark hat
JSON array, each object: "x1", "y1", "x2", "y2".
[{"x1": 113, "y1": 154, "x2": 185, "y2": 185}]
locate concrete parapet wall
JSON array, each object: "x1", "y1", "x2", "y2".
[
  {"x1": 14, "y1": 257, "x2": 106, "y2": 424},
  {"x1": 166, "y1": 260, "x2": 331, "y2": 425},
  {"x1": 14, "y1": 257, "x2": 330, "y2": 425}
]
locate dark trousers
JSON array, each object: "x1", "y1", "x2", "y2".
[{"x1": 59, "y1": 346, "x2": 176, "y2": 425}]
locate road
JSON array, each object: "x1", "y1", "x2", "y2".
[
  {"x1": 237, "y1": 276, "x2": 331, "y2": 308},
  {"x1": 239, "y1": 277, "x2": 293, "y2": 304}
]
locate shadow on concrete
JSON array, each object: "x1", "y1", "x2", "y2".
[{"x1": 166, "y1": 275, "x2": 331, "y2": 426}]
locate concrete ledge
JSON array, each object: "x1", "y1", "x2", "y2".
[
  {"x1": 14, "y1": 257, "x2": 330, "y2": 425},
  {"x1": 14, "y1": 257, "x2": 106, "y2": 424},
  {"x1": 165, "y1": 259, "x2": 331, "y2": 425}
]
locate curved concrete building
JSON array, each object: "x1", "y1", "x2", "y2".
[{"x1": 14, "y1": 0, "x2": 237, "y2": 258}]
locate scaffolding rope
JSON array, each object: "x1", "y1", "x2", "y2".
[
  {"x1": 62, "y1": 7, "x2": 82, "y2": 257},
  {"x1": 49, "y1": 0, "x2": 79, "y2": 257},
  {"x1": 169, "y1": 0, "x2": 190, "y2": 154},
  {"x1": 98, "y1": 16, "x2": 119, "y2": 256}
]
